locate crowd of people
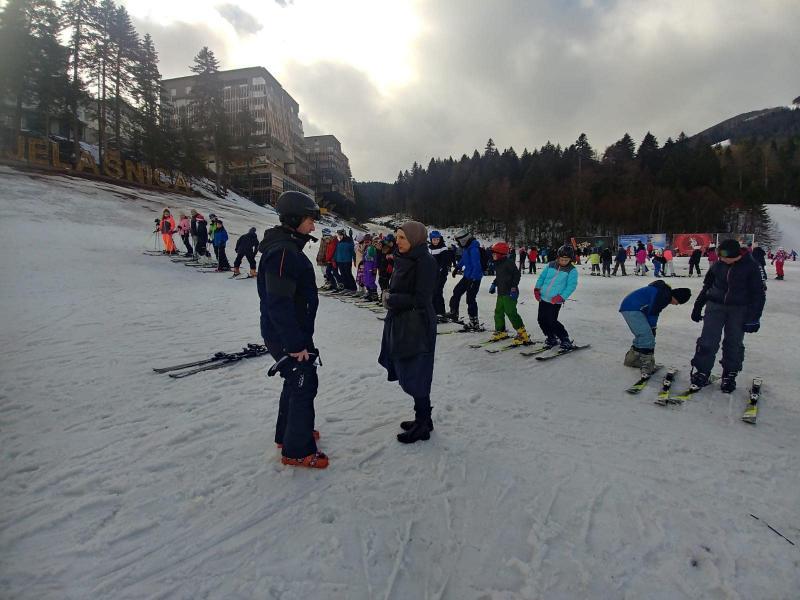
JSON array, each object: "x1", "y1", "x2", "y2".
[{"x1": 151, "y1": 195, "x2": 779, "y2": 469}]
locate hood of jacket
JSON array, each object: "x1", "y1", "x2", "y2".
[{"x1": 259, "y1": 225, "x2": 312, "y2": 255}]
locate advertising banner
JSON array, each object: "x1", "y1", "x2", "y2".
[
  {"x1": 672, "y1": 233, "x2": 715, "y2": 256},
  {"x1": 571, "y1": 236, "x2": 615, "y2": 253},
  {"x1": 618, "y1": 233, "x2": 667, "y2": 251}
]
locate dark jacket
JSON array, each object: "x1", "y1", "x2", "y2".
[
  {"x1": 619, "y1": 280, "x2": 674, "y2": 327},
  {"x1": 195, "y1": 217, "x2": 208, "y2": 245},
  {"x1": 751, "y1": 246, "x2": 766, "y2": 267},
  {"x1": 695, "y1": 251, "x2": 766, "y2": 323},
  {"x1": 257, "y1": 226, "x2": 319, "y2": 354},
  {"x1": 492, "y1": 256, "x2": 520, "y2": 295},
  {"x1": 601, "y1": 248, "x2": 613, "y2": 264},
  {"x1": 689, "y1": 248, "x2": 702, "y2": 264},
  {"x1": 615, "y1": 248, "x2": 627, "y2": 262},
  {"x1": 235, "y1": 230, "x2": 259, "y2": 255},
  {"x1": 378, "y1": 243, "x2": 437, "y2": 399},
  {"x1": 429, "y1": 242, "x2": 454, "y2": 274}
]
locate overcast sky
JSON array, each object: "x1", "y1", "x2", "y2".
[{"x1": 122, "y1": 0, "x2": 800, "y2": 182}]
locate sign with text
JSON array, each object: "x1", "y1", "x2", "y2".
[{"x1": 618, "y1": 233, "x2": 667, "y2": 250}]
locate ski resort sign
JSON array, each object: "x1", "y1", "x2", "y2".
[{"x1": 4, "y1": 135, "x2": 192, "y2": 194}]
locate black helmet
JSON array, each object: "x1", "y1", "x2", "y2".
[
  {"x1": 557, "y1": 245, "x2": 575, "y2": 260},
  {"x1": 275, "y1": 191, "x2": 320, "y2": 229}
]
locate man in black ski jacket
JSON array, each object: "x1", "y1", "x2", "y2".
[
  {"x1": 428, "y1": 230, "x2": 453, "y2": 319},
  {"x1": 258, "y1": 191, "x2": 327, "y2": 469},
  {"x1": 689, "y1": 238, "x2": 766, "y2": 393},
  {"x1": 688, "y1": 247, "x2": 703, "y2": 277},
  {"x1": 233, "y1": 227, "x2": 259, "y2": 277}
]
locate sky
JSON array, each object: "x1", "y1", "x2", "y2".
[{"x1": 122, "y1": 0, "x2": 800, "y2": 182}]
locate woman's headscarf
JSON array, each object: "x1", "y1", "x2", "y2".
[{"x1": 399, "y1": 221, "x2": 427, "y2": 249}]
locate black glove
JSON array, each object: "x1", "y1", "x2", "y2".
[
  {"x1": 743, "y1": 321, "x2": 760, "y2": 333},
  {"x1": 691, "y1": 304, "x2": 704, "y2": 323},
  {"x1": 451, "y1": 268, "x2": 460, "y2": 278}
]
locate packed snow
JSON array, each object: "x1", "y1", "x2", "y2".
[
  {"x1": 767, "y1": 204, "x2": 800, "y2": 252},
  {"x1": 1, "y1": 166, "x2": 799, "y2": 599}
]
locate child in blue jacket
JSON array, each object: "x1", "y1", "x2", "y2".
[
  {"x1": 619, "y1": 281, "x2": 691, "y2": 373},
  {"x1": 212, "y1": 219, "x2": 231, "y2": 271},
  {"x1": 533, "y1": 246, "x2": 579, "y2": 349},
  {"x1": 447, "y1": 229, "x2": 483, "y2": 330}
]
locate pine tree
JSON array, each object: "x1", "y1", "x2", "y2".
[
  {"x1": 133, "y1": 33, "x2": 163, "y2": 167},
  {"x1": 108, "y1": 4, "x2": 137, "y2": 152},
  {"x1": 63, "y1": 0, "x2": 98, "y2": 165},
  {"x1": 189, "y1": 47, "x2": 225, "y2": 192}
]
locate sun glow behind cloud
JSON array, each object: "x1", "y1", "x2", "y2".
[{"x1": 121, "y1": 0, "x2": 422, "y2": 93}]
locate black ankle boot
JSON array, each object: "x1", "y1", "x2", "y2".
[
  {"x1": 400, "y1": 417, "x2": 434, "y2": 432},
  {"x1": 720, "y1": 371, "x2": 737, "y2": 393},
  {"x1": 397, "y1": 418, "x2": 432, "y2": 443}
]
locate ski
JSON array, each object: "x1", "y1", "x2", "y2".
[
  {"x1": 625, "y1": 365, "x2": 664, "y2": 394},
  {"x1": 741, "y1": 377, "x2": 762, "y2": 424},
  {"x1": 469, "y1": 337, "x2": 508, "y2": 348},
  {"x1": 534, "y1": 344, "x2": 591, "y2": 361},
  {"x1": 166, "y1": 346, "x2": 269, "y2": 378},
  {"x1": 520, "y1": 344, "x2": 557, "y2": 357},
  {"x1": 153, "y1": 344, "x2": 266, "y2": 374},
  {"x1": 665, "y1": 374, "x2": 720, "y2": 404},
  {"x1": 654, "y1": 368, "x2": 679, "y2": 405},
  {"x1": 485, "y1": 340, "x2": 538, "y2": 353}
]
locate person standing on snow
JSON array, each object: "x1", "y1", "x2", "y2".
[
  {"x1": 177, "y1": 213, "x2": 193, "y2": 257},
  {"x1": 751, "y1": 242, "x2": 767, "y2": 283},
  {"x1": 233, "y1": 227, "x2": 259, "y2": 277},
  {"x1": 378, "y1": 221, "x2": 438, "y2": 444},
  {"x1": 527, "y1": 246, "x2": 538, "y2": 274},
  {"x1": 488, "y1": 242, "x2": 531, "y2": 345},
  {"x1": 635, "y1": 245, "x2": 648, "y2": 276},
  {"x1": 447, "y1": 229, "x2": 483, "y2": 330},
  {"x1": 258, "y1": 191, "x2": 327, "y2": 468},
  {"x1": 533, "y1": 246, "x2": 579, "y2": 350},
  {"x1": 377, "y1": 234, "x2": 396, "y2": 295},
  {"x1": 316, "y1": 228, "x2": 334, "y2": 289},
  {"x1": 688, "y1": 247, "x2": 703, "y2": 277},
  {"x1": 518, "y1": 246, "x2": 527, "y2": 272},
  {"x1": 159, "y1": 208, "x2": 176, "y2": 254},
  {"x1": 589, "y1": 248, "x2": 601, "y2": 275},
  {"x1": 612, "y1": 245, "x2": 628, "y2": 276},
  {"x1": 705, "y1": 244, "x2": 718, "y2": 266},
  {"x1": 212, "y1": 218, "x2": 231, "y2": 271},
  {"x1": 619, "y1": 282, "x2": 691, "y2": 375},
  {"x1": 688, "y1": 238, "x2": 766, "y2": 393},
  {"x1": 772, "y1": 247, "x2": 787, "y2": 280},
  {"x1": 428, "y1": 230, "x2": 454, "y2": 321},
  {"x1": 333, "y1": 229, "x2": 357, "y2": 293},
  {"x1": 361, "y1": 234, "x2": 379, "y2": 301},
  {"x1": 601, "y1": 246, "x2": 613, "y2": 277}
]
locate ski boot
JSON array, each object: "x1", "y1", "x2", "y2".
[
  {"x1": 624, "y1": 346, "x2": 643, "y2": 368},
  {"x1": 444, "y1": 312, "x2": 461, "y2": 324},
  {"x1": 490, "y1": 330, "x2": 510, "y2": 342},
  {"x1": 559, "y1": 338, "x2": 575, "y2": 351},
  {"x1": 689, "y1": 369, "x2": 710, "y2": 390},
  {"x1": 464, "y1": 316, "x2": 483, "y2": 332},
  {"x1": 543, "y1": 336, "x2": 560, "y2": 349},
  {"x1": 249, "y1": 269, "x2": 257, "y2": 278},
  {"x1": 436, "y1": 314, "x2": 451, "y2": 324},
  {"x1": 281, "y1": 451, "x2": 329, "y2": 469},
  {"x1": 511, "y1": 327, "x2": 531, "y2": 346},
  {"x1": 720, "y1": 371, "x2": 737, "y2": 394},
  {"x1": 639, "y1": 350, "x2": 656, "y2": 377},
  {"x1": 232, "y1": 267, "x2": 241, "y2": 276}
]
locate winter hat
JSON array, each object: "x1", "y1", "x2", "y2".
[
  {"x1": 381, "y1": 233, "x2": 395, "y2": 244},
  {"x1": 190, "y1": 209, "x2": 198, "y2": 216},
  {"x1": 399, "y1": 221, "x2": 428, "y2": 249},
  {"x1": 337, "y1": 228, "x2": 346, "y2": 235},
  {"x1": 249, "y1": 227, "x2": 256, "y2": 234},
  {"x1": 355, "y1": 233, "x2": 366, "y2": 242},
  {"x1": 671, "y1": 288, "x2": 691, "y2": 304},
  {"x1": 363, "y1": 233, "x2": 373, "y2": 241},
  {"x1": 718, "y1": 238, "x2": 741, "y2": 258},
  {"x1": 429, "y1": 230, "x2": 443, "y2": 241},
  {"x1": 491, "y1": 242, "x2": 510, "y2": 255}
]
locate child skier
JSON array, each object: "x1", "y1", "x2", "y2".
[
  {"x1": 177, "y1": 213, "x2": 193, "y2": 257},
  {"x1": 772, "y1": 247, "x2": 787, "y2": 280},
  {"x1": 533, "y1": 246, "x2": 579, "y2": 349},
  {"x1": 429, "y1": 230, "x2": 454, "y2": 320},
  {"x1": 689, "y1": 238, "x2": 766, "y2": 393},
  {"x1": 619, "y1": 281, "x2": 691, "y2": 375},
  {"x1": 447, "y1": 229, "x2": 483, "y2": 330},
  {"x1": 377, "y1": 234, "x2": 396, "y2": 295},
  {"x1": 212, "y1": 218, "x2": 231, "y2": 271},
  {"x1": 233, "y1": 227, "x2": 259, "y2": 277},
  {"x1": 688, "y1": 247, "x2": 703, "y2": 277},
  {"x1": 159, "y1": 209, "x2": 176, "y2": 254},
  {"x1": 361, "y1": 234, "x2": 379, "y2": 301},
  {"x1": 589, "y1": 248, "x2": 601, "y2": 275},
  {"x1": 488, "y1": 242, "x2": 531, "y2": 345}
]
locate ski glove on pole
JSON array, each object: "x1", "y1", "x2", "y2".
[{"x1": 489, "y1": 281, "x2": 497, "y2": 294}]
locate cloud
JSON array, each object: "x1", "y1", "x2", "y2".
[
  {"x1": 284, "y1": 0, "x2": 800, "y2": 180},
  {"x1": 131, "y1": 16, "x2": 231, "y2": 79},
  {"x1": 274, "y1": 0, "x2": 294, "y2": 7},
  {"x1": 216, "y1": 4, "x2": 263, "y2": 35}
]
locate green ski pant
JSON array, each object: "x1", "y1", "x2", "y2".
[{"x1": 494, "y1": 295, "x2": 524, "y2": 332}]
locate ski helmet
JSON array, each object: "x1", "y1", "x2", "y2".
[
  {"x1": 429, "y1": 230, "x2": 443, "y2": 241},
  {"x1": 381, "y1": 233, "x2": 396, "y2": 244},
  {"x1": 490, "y1": 242, "x2": 510, "y2": 256},
  {"x1": 275, "y1": 191, "x2": 320, "y2": 229},
  {"x1": 557, "y1": 245, "x2": 575, "y2": 260},
  {"x1": 454, "y1": 228, "x2": 473, "y2": 247}
]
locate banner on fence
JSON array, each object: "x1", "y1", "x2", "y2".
[
  {"x1": 672, "y1": 233, "x2": 715, "y2": 256},
  {"x1": 618, "y1": 233, "x2": 667, "y2": 250},
  {"x1": 570, "y1": 236, "x2": 615, "y2": 253},
  {"x1": 716, "y1": 233, "x2": 755, "y2": 247}
]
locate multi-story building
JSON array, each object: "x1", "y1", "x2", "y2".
[
  {"x1": 163, "y1": 66, "x2": 312, "y2": 205},
  {"x1": 304, "y1": 134, "x2": 355, "y2": 213}
]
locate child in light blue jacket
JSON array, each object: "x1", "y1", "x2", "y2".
[{"x1": 533, "y1": 246, "x2": 579, "y2": 348}]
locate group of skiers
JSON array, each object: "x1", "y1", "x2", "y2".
[{"x1": 154, "y1": 208, "x2": 261, "y2": 276}]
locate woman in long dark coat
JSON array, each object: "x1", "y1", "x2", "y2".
[{"x1": 378, "y1": 221, "x2": 438, "y2": 443}]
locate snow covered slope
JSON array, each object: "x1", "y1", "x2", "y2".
[
  {"x1": 1, "y1": 167, "x2": 799, "y2": 599},
  {"x1": 767, "y1": 203, "x2": 800, "y2": 250}
]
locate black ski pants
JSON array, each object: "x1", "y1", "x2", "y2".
[
  {"x1": 528, "y1": 261, "x2": 537, "y2": 274},
  {"x1": 691, "y1": 302, "x2": 746, "y2": 374},
  {"x1": 181, "y1": 233, "x2": 193, "y2": 254},
  {"x1": 689, "y1": 262, "x2": 701, "y2": 276},
  {"x1": 267, "y1": 343, "x2": 319, "y2": 459},
  {"x1": 337, "y1": 262, "x2": 357, "y2": 291},
  {"x1": 602, "y1": 261, "x2": 611, "y2": 276},
  {"x1": 433, "y1": 268, "x2": 448, "y2": 316},
  {"x1": 612, "y1": 260, "x2": 627, "y2": 276},
  {"x1": 216, "y1": 244, "x2": 230, "y2": 269},
  {"x1": 537, "y1": 301, "x2": 569, "y2": 341},
  {"x1": 449, "y1": 277, "x2": 480, "y2": 318},
  {"x1": 234, "y1": 249, "x2": 256, "y2": 270}
]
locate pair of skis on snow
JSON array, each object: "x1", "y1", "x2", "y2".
[
  {"x1": 628, "y1": 366, "x2": 762, "y2": 423},
  {"x1": 153, "y1": 344, "x2": 268, "y2": 378},
  {"x1": 468, "y1": 336, "x2": 591, "y2": 360}
]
